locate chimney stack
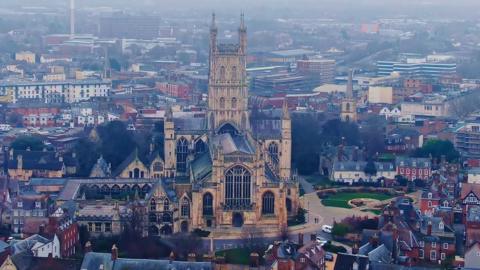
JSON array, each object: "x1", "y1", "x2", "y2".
[
  {"x1": 111, "y1": 244, "x2": 118, "y2": 261},
  {"x1": 427, "y1": 221, "x2": 432, "y2": 236},
  {"x1": 85, "y1": 241, "x2": 92, "y2": 253},
  {"x1": 187, "y1": 253, "x2": 196, "y2": 262}
]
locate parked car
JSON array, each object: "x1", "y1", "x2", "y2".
[
  {"x1": 322, "y1": 225, "x2": 332, "y2": 233},
  {"x1": 316, "y1": 235, "x2": 327, "y2": 245},
  {"x1": 324, "y1": 252, "x2": 334, "y2": 261}
]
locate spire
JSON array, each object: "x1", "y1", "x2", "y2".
[
  {"x1": 165, "y1": 105, "x2": 173, "y2": 121},
  {"x1": 210, "y1": 12, "x2": 217, "y2": 31},
  {"x1": 240, "y1": 12, "x2": 245, "y2": 31},
  {"x1": 346, "y1": 69, "x2": 353, "y2": 99},
  {"x1": 282, "y1": 98, "x2": 290, "y2": 120}
]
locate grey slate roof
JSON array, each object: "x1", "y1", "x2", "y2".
[
  {"x1": 211, "y1": 133, "x2": 255, "y2": 154},
  {"x1": 173, "y1": 117, "x2": 206, "y2": 134},
  {"x1": 190, "y1": 152, "x2": 212, "y2": 182},
  {"x1": 81, "y1": 252, "x2": 213, "y2": 270}
]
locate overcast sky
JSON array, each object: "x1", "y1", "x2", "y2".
[{"x1": 3, "y1": 0, "x2": 480, "y2": 19}]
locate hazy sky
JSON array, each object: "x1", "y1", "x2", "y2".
[{"x1": 3, "y1": 0, "x2": 480, "y2": 19}]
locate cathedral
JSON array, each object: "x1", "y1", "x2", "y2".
[{"x1": 112, "y1": 14, "x2": 299, "y2": 236}]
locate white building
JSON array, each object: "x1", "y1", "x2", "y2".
[
  {"x1": 31, "y1": 234, "x2": 61, "y2": 258},
  {"x1": 332, "y1": 161, "x2": 396, "y2": 185},
  {"x1": 0, "y1": 80, "x2": 111, "y2": 104},
  {"x1": 468, "y1": 168, "x2": 480, "y2": 184}
]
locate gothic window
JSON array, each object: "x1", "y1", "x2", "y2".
[
  {"x1": 286, "y1": 198, "x2": 292, "y2": 213},
  {"x1": 162, "y1": 213, "x2": 172, "y2": 223},
  {"x1": 153, "y1": 162, "x2": 163, "y2": 172},
  {"x1": 150, "y1": 199, "x2": 156, "y2": 211},
  {"x1": 220, "y1": 66, "x2": 226, "y2": 80},
  {"x1": 195, "y1": 140, "x2": 206, "y2": 154},
  {"x1": 149, "y1": 213, "x2": 156, "y2": 223},
  {"x1": 231, "y1": 66, "x2": 237, "y2": 81},
  {"x1": 346, "y1": 102, "x2": 351, "y2": 111},
  {"x1": 163, "y1": 198, "x2": 170, "y2": 211},
  {"x1": 225, "y1": 166, "x2": 251, "y2": 208},
  {"x1": 133, "y1": 168, "x2": 140, "y2": 178},
  {"x1": 231, "y1": 97, "x2": 237, "y2": 109},
  {"x1": 176, "y1": 137, "x2": 188, "y2": 173},
  {"x1": 220, "y1": 97, "x2": 225, "y2": 109},
  {"x1": 181, "y1": 198, "x2": 190, "y2": 217},
  {"x1": 203, "y1": 193, "x2": 213, "y2": 216},
  {"x1": 268, "y1": 142, "x2": 279, "y2": 165},
  {"x1": 262, "y1": 192, "x2": 275, "y2": 215}
]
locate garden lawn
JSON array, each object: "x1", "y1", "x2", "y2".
[
  {"x1": 215, "y1": 248, "x2": 251, "y2": 265},
  {"x1": 322, "y1": 192, "x2": 393, "y2": 208}
]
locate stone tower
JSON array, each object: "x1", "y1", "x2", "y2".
[
  {"x1": 340, "y1": 69, "x2": 357, "y2": 122},
  {"x1": 280, "y1": 100, "x2": 292, "y2": 179},
  {"x1": 207, "y1": 13, "x2": 249, "y2": 133}
]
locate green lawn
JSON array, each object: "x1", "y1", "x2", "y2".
[
  {"x1": 322, "y1": 192, "x2": 393, "y2": 208},
  {"x1": 215, "y1": 248, "x2": 251, "y2": 265},
  {"x1": 361, "y1": 209, "x2": 382, "y2": 215},
  {"x1": 305, "y1": 174, "x2": 334, "y2": 188}
]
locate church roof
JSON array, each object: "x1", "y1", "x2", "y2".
[
  {"x1": 173, "y1": 117, "x2": 206, "y2": 134},
  {"x1": 81, "y1": 252, "x2": 212, "y2": 270},
  {"x1": 112, "y1": 148, "x2": 147, "y2": 177},
  {"x1": 190, "y1": 152, "x2": 212, "y2": 182},
  {"x1": 211, "y1": 133, "x2": 255, "y2": 154}
]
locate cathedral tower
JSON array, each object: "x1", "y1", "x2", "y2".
[
  {"x1": 207, "y1": 13, "x2": 249, "y2": 133},
  {"x1": 340, "y1": 69, "x2": 357, "y2": 122},
  {"x1": 280, "y1": 100, "x2": 292, "y2": 179}
]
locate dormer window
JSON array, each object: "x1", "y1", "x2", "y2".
[
  {"x1": 439, "y1": 222, "x2": 444, "y2": 230},
  {"x1": 35, "y1": 201, "x2": 41, "y2": 208},
  {"x1": 17, "y1": 202, "x2": 23, "y2": 208},
  {"x1": 428, "y1": 192, "x2": 432, "y2": 199}
]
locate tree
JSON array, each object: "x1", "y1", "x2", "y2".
[
  {"x1": 360, "y1": 116, "x2": 386, "y2": 157},
  {"x1": 395, "y1": 175, "x2": 408, "y2": 187},
  {"x1": 169, "y1": 233, "x2": 203, "y2": 260},
  {"x1": 320, "y1": 119, "x2": 360, "y2": 146},
  {"x1": 331, "y1": 222, "x2": 350, "y2": 238},
  {"x1": 11, "y1": 136, "x2": 46, "y2": 151},
  {"x1": 292, "y1": 113, "x2": 322, "y2": 175},
  {"x1": 73, "y1": 138, "x2": 99, "y2": 177},
  {"x1": 413, "y1": 139, "x2": 459, "y2": 163},
  {"x1": 364, "y1": 159, "x2": 377, "y2": 176},
  {"x1": 96, "y1": 121, "x2": 136, "y2": 170}
]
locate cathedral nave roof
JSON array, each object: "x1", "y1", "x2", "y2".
[{"x1": 211, "y1": 133, "x2": 255, "y2": 154}]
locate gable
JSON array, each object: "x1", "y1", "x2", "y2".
[{"x1": 464, "y1": 191, "x2": 480, "y2": 205}]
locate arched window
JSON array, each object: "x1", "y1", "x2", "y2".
[
  {"x1": 163, "y1": 198, "x2": 169, "y2": 211},
  {"x1": 176, "y1": 138, "x2": 188, "y2": 173},
  {"x1": 219, "y1": 66, "x2": 226, "y2": 80},
  {"x1": 195, "y1": 140, "x2": 206, "y2": 154},
  {"x1": 219, "y1": 97, "x2": 225, "y2": 109},
  {"x1": 225, "y1": 166, "x2": 251, "y2": 208},
  {"x1": 346, "y1": 102, "x2": 351, "y2": 111},
  {"x1": 231, "y1": 66, "x2": 237, "y2": 81},
  {"x1": 162, "y1": 213, "x2": 172, "y2": 223},
  {"x1": 133, "y1": 168, "x2": 140, "y2": 178},
  {"x1": 286, "y1": 198, "x2": 292, "y2": 213},
  {"x1": 231, "y1": 97, "x2": 237, "y2": 109},
  {"x1": 262, "y1": 192, "x2": 275, "y2": 215},
  {"x1": 149, "y1": 213, "x2": 157, "y2": 223},
  {"x1": 150, "y1": 199, "x2": 156, "y2": 211},
  {"x1": 153, "y1": 162, "x2": 163, "y2": 172},
  {"x1": 203, "y1": 193, "x2": 213, "y2": 216},
  {"x1": 268, "y1": 142, "x2": 279, "y2": 165},
  {"x1": 181, "y1": 198, "x2": 190, "y2": 217}
]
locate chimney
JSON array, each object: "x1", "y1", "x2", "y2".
[
  {"x1": 427, "y1": 221, "x2": 432, "y2": 236},
  {"x1": 250, "y1": 252, "x2": 260, "y2": 267},
  {"x1": 111, "y1": 244, "x2": 118, "y2": 261},
  {"x1": 370, "y1": 233, "x2": 379, "y2": 248},
  {"x1": 187, "y1": 253, "x2": 196, "y2": 262},
  {"x1": 337, "y1": 144, "x2": 344, "y2": 162},
  {"x1": 17, "y1": 155, "x2": 23, "y2": 170},
  {"x1": 84, "y1": 241, "x2": 92, "y2": 253},
  {"x1": 353, "y1": 146, "x2": 359, "y2": 161},
  {"x1": 352, "y1": 242, "x2": 359, "y2": 254},
  {"x1": 298, "y1": 233, "x2": 304, "y2": 246}
]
